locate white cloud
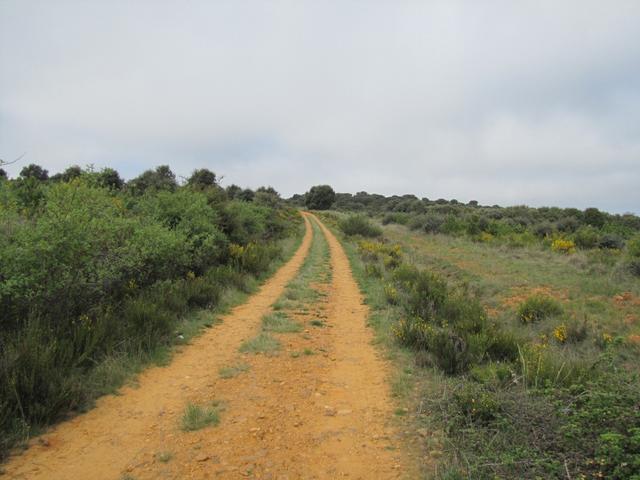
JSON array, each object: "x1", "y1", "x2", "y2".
[{"x1": 1, "y1": 0, "x2": 639, "y2": 212}]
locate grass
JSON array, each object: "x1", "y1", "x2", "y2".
[
  {"x1": 218, "y1": 361, "x2": 250, "y2": 379},
  {"x1": 261, "y1": 311, "x2": 302, "y2": 333},
  {"x1": 310, "y1": 319, "x2": 325, "y2": 327},
  {"x1": 239, "y1": 333, "x2": 281, "y2": 355},
  {"x1": 180, "y1": 401, "x2": 222, "y2": 432},
  {"x1": 323, "y1": 212, "x2": 640, "y2": 479},
  {"x1": 279, "y1": 217, "x2": 331, "y2": 309}
]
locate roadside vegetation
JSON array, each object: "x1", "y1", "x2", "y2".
[
  {"x1": 318, "y1": 206, "x2": 640, "y2": 479},
  {"x1": 292, "y1": 190, "x2": 640, "y2": 278},
  {"x1": 0, "y1": 164, "x2": 302, "y2": 459}
]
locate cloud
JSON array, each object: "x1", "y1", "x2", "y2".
[{"x1": 1, "y1": 0, "x2": 639, "y2": 212}]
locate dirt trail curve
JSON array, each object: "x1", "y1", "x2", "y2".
[{"x1": 3, "y1": 213, "x2": 410, "y2": 480}]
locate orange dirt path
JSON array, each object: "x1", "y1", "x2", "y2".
[{"x1": 3, "y1": 213, "x2": 410, "y2": 479}]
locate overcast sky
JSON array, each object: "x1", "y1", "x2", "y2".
[{"x1": 1, "y1": 1, "x2": 639, "y2": 212}]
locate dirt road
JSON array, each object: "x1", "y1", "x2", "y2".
[{"x1": 3, "y1": 213, "x2": 408, "y2": 479}]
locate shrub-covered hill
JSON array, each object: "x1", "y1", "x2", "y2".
[
  {"x1": 292, "y1": 189, "x2": 640, "y2": 276},
  {"x1": 0, "y1": 164, "x2": 302, "y2": 459}
]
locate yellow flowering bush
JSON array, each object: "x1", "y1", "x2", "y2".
[
  {"x1": 551, "y1": 238, "x2": 576, "y2": 254},
  {"x1": 553, "y1": 324, "x2": 567, "y2": 344},
  {"x1": 479, "y1": 232, "x2": 494, "y2": 243}
]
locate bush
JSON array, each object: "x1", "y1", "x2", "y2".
[
  {"x1": 0, "y1": 170, "x2": 299, "y2": 460},
  {"x1": 381, "y1": 212, "x2": 409, "y2": 225},
  {"x1": 598, "y1": 233, "x2": 625, "y2": 250},
  {"x1": 422, "y1": 213, "x2": 445, "y2": 234},
  {"x1": 389, "y1": 264, "x2": 519, "y2": 374},
  {"x1": 339, "y1": 215, "x2": 382, "y2": 237},
  {"x1": 574, "y1": 226, "x2": 601, "y2": 249},
  {"x1": 392, "y1": 265, "x2": 447, "y2": 322},
  {"x1": 551, "y1": 238, "x2": 576, "y2": 254},
  {"x1": 517, "y1": 295, "x2": 563, "y2": 323},
  {"x1": 453, "y1": 383, "x2": 501, "y2": 424}
]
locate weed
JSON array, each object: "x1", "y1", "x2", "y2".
[
  {"x1": 180, "y1": 402, "x2": 221, "y2": 432},
  {"x1": 239, "y1": 333, "x2": 281, "y2": 355},
  {"x1": 218, "y1": 362, "x2": 250, "y2": 379},
  {"x1": 261, "y1": 311, "x2": 301, "y2": 333}
]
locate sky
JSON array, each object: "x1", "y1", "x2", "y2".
[{"x1": 1, "y1": 1, "x2": 639, "y2": 213}]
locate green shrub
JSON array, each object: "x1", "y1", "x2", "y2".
[
  {"x1": 0, "y1": 172, "x2": 298, "y2": 460},
  {"x1": 381, "y1": 212, "x2": 409, "y2": 225},
  {"x1": 392, "y1": 265, "x2": 447, "y2": 322},
  {"x1": 453, "y1": 383, "x2": 501, "y2": 424},
  {"x1": 339, "y1": 215, "x2": 382, "y2": 237},
  {"x1": 598, "y1": 233, "x2": 625, "y2": 250},
  {"x1": 573, "y1": 225, "x2": 601, "y2": 249},
  {"x1": 517, "y1": 295, "x2": 563, "y2": 323}
]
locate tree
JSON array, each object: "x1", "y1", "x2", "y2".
[
  {"x1": 96, "y1": 168, "x2": 124, "y2": 190},
  {"x1": 0, "y1": 168, "x2": 7, "y2": 180},
  {"x1": 584, "y1": 207, "x2": 606, "y2": 228},
  {"x1": 254, "y1": 186, "x2": 280, "y2": 207},
  {"x1": 225, "y1": 184, "x2": 242, "y2": 199},
  {"x1": 187, "y1": 168, "x2": 217, "y2": 190},
  {"x1": 51, "y1": 165, "x2": 83, "y2": 182},
  {"x1": 237, "y1": 188, "x2": 255, "y2": 202},
  {"x1": 305, "y1": 185, "x2": 336, "y2": 210},
  {"x1": 20, "y1": 163, "x2": 49, "y2": 181},
  {"x1": 127, "y1": 165, "x2": 177, "y2": 195}
]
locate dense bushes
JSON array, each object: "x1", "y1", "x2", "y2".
[
  {"x1": 339, "y1": 215, "x2": 382, "y2": 237},
  {"x1": 323, "y1": 191, "x2": 640, "y2": 260},
  {"x1": 390, "y1": 265, "x2": 519, "y2": 374},
  {"x1": 350, "y1": 227, "x2": 640, "y2": 479},
  {"x1": 0, "y1": 167, "x2": 301, "y2": 459},
  {"x1": 355, "y1": 240, "x2": 519, "y2": 375}
]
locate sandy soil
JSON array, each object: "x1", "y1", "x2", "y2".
[{"x1": 3, "y1": 213, "x2": 410, "y2": 480}]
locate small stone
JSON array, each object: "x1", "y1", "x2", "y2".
[
  {"x1": 196, "y1": 454, "x2": 210, "y2": 462},
  {"x1": 324, "y1": 406, "x2": 337, "y2": 416},
  {"x1": 417, "y1": 428, "x2": 429, "y2": 438}
]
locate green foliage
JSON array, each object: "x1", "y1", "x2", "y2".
[
  {"x1": 95, "y1": 167, "x2": 124, "y2": 190},
  {"x1": 305, "y1": 184, "x2": 336, "y2": 210},
  {"x1": 261, "y1": 311, "x2": 301, "y2": 333},
  {"x1": 127, "y1": 165, "x2": 177, "y2": 195},
  {"x1": 574, "y1": 225, "x2": 601, "y2": 249},
  {"x1": 584, "y1": 207, "x2": 606, "y2": 228},
  {"x1": 339, "y1": 215, "x2": 382, "y2": 237},
  {"x1": 180, "y1": 402, "x2": 221, "y2": 431},
  {"x1": 187, "y1": 168, "x2": 218, "y2": 190},
  {"x1": 0, "y1": 168, "x2": 299, "y2": 459},
  {"x1": 517, "y1": 295, "x2": 563, "y2": 323},
  {"x1": 239, "y1": 333, "x2": 281, "y2": 354},
  {"x1": 389, "y1": 264, "x2": 519, "y2": 374},
  {"x1": 19, "y1": 164, "x2": 48, "y2": 181}
]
